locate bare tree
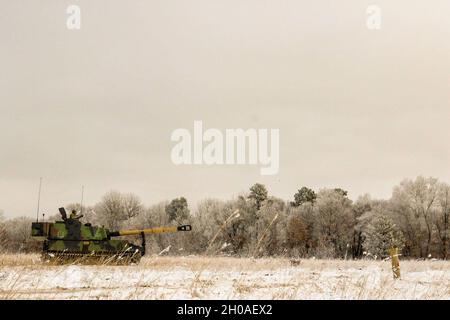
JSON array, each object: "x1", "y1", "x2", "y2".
[
  {"x1": 192, "y1": 198, "x2": 233, "y2": 254},
  {"x1": 122, "y1": 193, "x2": 143, "y2": 219},
  {"x1": 434, "y1": 183, "x2": 450, "y2": 259},
  {"x1": 253, "y1": 197, "x2": 286, "y2": 257},
  {"x1": 352, "y1": 194, "x2": 374, "y2": 258},
  {"x1": 392, "y1": 176, "x2": 439, "y2": 257},
  {"x1": 94, "y1": 191, "x2": 126, "y2": 230},
  {"x1": 3, "y1": 217, "x2": 39, "y2": 252},
  {"x1": 286, "y1": 209, "x2": 308, "y2": 255},
  {"x1": 0, "y1": 210, "x2": 7, "y2": 252},
  {"x1": 314, "y1": 189, "x2": 354, "y2": 258}
]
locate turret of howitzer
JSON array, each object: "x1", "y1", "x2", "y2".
[{"x1": 30, "y1": 207, "x2": 192, "y2": 264}]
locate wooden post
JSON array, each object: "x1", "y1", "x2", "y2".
[{"x1": 389, "y1": 247, "x2": 401, "y2": 279}]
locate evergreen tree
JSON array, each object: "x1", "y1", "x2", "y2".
[
  {"x1": 248, "y1": 183, "x2": 268, "y2": 210},
  {"x1": 291, "y1": 187, "x2": 317, "y2": 207},
  {"x1": 363, "y1": 214, "x2": 404, "y2": 259},
  {"x1": 166, "y1": 197, "x2": 190, "y2": 222}
]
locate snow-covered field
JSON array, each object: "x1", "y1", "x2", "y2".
[{"x1": 0, "y1": 254, "x2": 448, "y2": 299}]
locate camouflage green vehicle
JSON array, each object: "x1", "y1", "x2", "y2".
[{"x1": 31, "y1": 207, "x2": 191, "y2": 264}]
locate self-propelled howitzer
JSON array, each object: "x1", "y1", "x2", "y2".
[{"x1": 31, "y1": 207, "x2": 192, "y2": 264}]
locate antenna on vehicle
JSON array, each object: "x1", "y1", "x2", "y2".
[
  {"x1": 36, "y1": 177, "x2": 43, "y2": 222},
  {"x1": 80, "y1": 185, "x2": 84, "y2": 216}
]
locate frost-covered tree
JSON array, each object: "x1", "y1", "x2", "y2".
[
  {"x1": 3, "y1": 216, "x2": 40, "y2": 252},
  {"x1": 314, "y1": 188, "x2": 354, "y2": 258},
  {"x1": 0, "y1": 210, "x2": 7, "y2": 252},
  {"x1": 363, "y1": 214, "x2": 404, "y2": 259},
  {"x1": 94, "y1": 191, "x2": 127, "y2": 229},
  {"x1": 252, "y1": 197, "x2": 286, "y2": 257},
  {"x1": 94, "y1": 191, "x2": 143, "y2": 229},
  {"x1": 391, "y1": 176, "x2": 439, "y2": 257},
  {"x1": 122, "y1": 193, "x2": 144, "y2": 219},
  {"x1": 192, "y1": 198, "x2": 236, "y2": 254},
  {"x1": 352, "y1": 194, "x2": 375, "y2": 258},
  {"x1": 434, "y1": 183, "x2": 450, "y2": 259}
]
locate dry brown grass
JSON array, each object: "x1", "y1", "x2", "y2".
[
  {"x1": 0, "y1": 253, "x2": 41, "y2": 266},
  {"x1": 1, "y1": 253, "x2": 448, "y2": 272}
]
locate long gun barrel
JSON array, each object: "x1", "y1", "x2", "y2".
[{"x1": 108, "y1": 225, "x2": 192, "y2": 237}]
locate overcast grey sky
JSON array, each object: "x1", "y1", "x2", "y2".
[{"x1": 1, "y1": 1, "x2": 449, "y2": 218}]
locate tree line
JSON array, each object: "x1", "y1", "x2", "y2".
[{"x1": 0, "y1": 175, "x2": 448, "y2": 259}]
